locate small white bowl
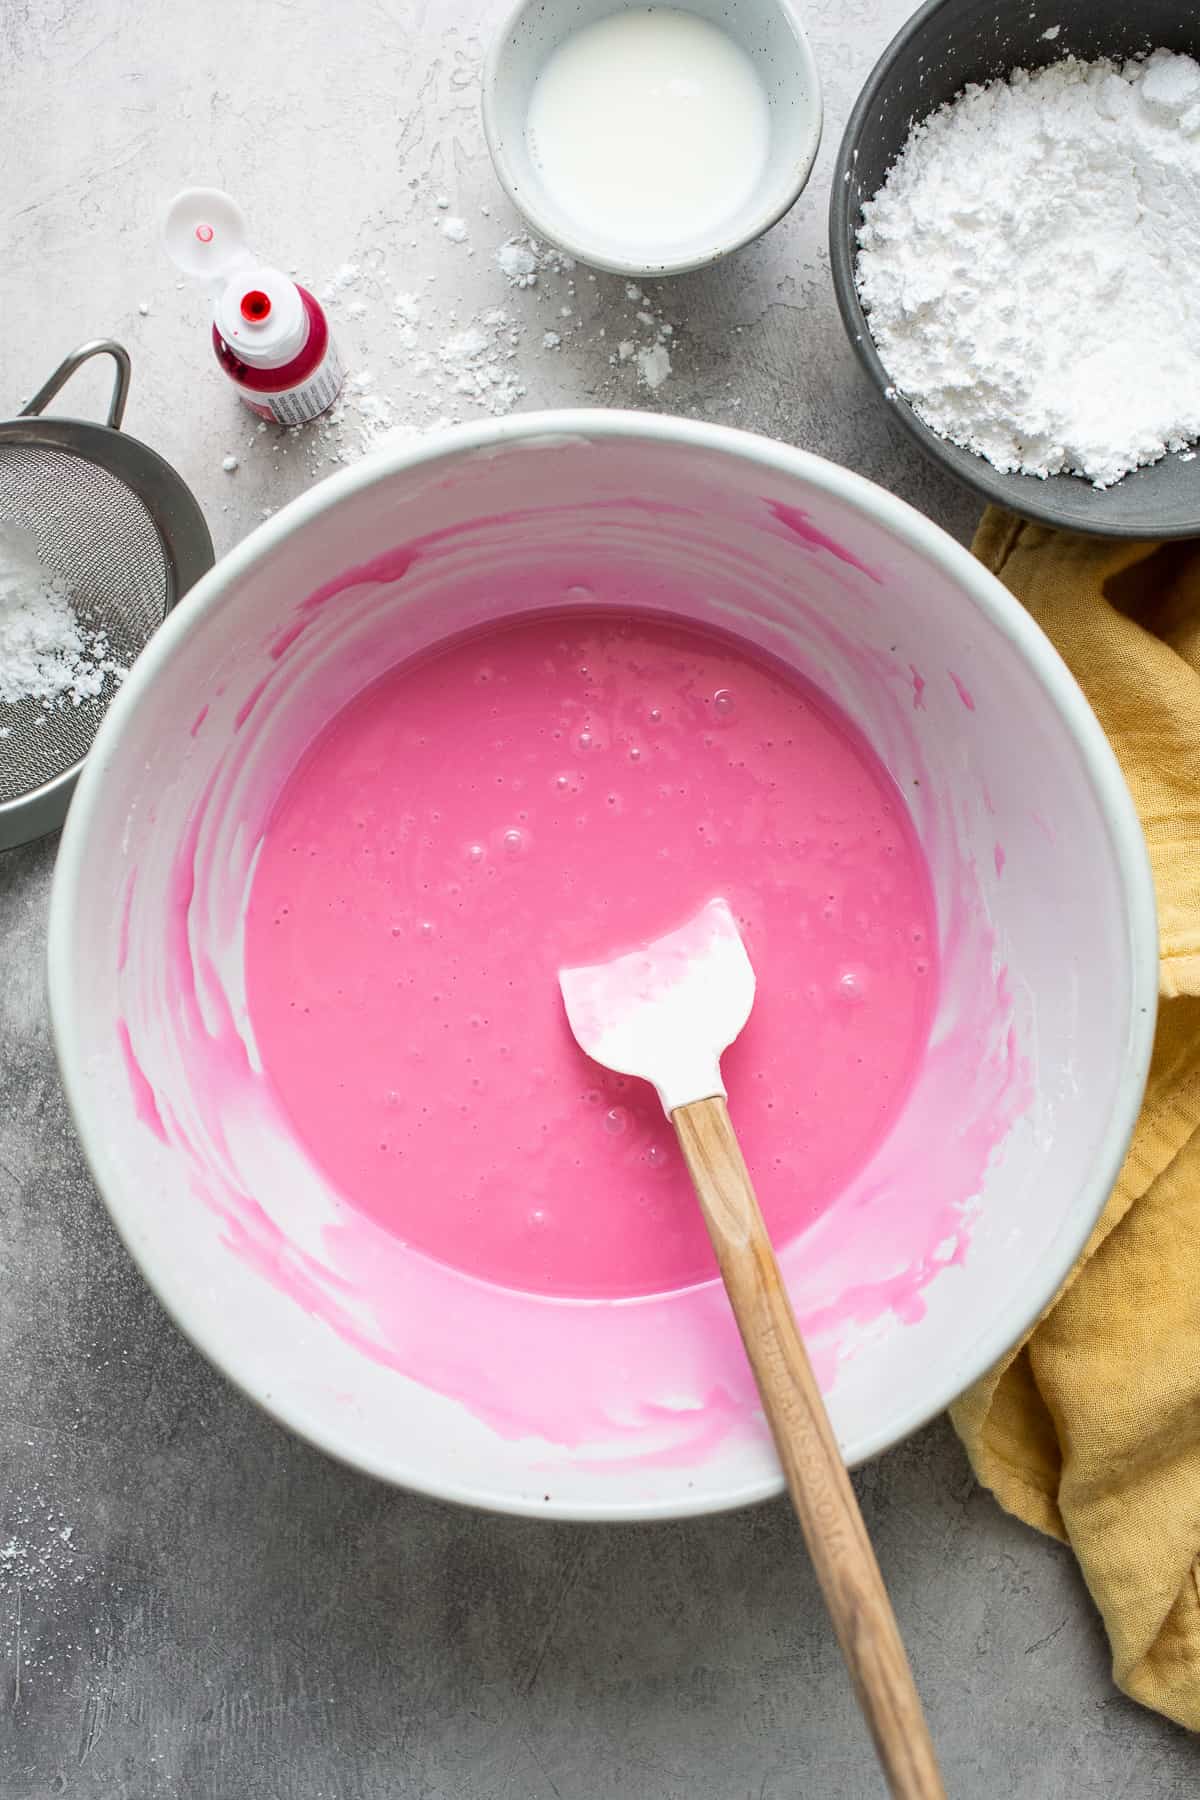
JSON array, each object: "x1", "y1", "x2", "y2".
[{"x1": 481, "y1": 0, "x2": 824, "y2": 278}]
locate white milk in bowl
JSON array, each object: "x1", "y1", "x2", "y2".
[{"x1": 526, "y1": 7, "x2": 771, "y2": 251}]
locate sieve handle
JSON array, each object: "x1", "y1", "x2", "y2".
[{"x1": 20, "y1": 340, "x2": 131, "y2": 431}]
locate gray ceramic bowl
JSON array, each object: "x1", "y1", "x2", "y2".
[
  {"x1": 829, "y1": 0, "x2": 1200, "y2": 538},
  {"x1": 483, "y1": 0, "x2": 823, "y2": 279}
]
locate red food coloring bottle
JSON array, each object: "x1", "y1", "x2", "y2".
[{"x1": 165, "y1": 188, "x2": 343, "y2": 426}]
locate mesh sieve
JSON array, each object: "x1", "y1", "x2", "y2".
[{"x1": 0, "y1": 342, "x2": 213, "y2": 850}]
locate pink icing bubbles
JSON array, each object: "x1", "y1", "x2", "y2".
[{"x1": 244, "y1": 611, "x2": 939, "y2": 1300}]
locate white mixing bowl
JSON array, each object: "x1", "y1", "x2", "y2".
[{"x1": 49, "y1": 413, "x2": 1156, "y2": 1520}]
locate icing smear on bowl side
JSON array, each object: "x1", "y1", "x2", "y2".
[{"x1": 112, "y1": 493, "x2": 1029, "y2": 1468}]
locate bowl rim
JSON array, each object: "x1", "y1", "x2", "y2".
[
  {"x1": 48, "y1": 409, "x2": 1159, "y2": 1519},
  {"x1": 480, "y1": 0, "x2": 824, "y2": 279},
  {"x1": 826, "y1": 0, "x2": 1200, "y2": 540}
]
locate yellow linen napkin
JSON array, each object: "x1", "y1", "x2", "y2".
[{"x1": 950, "y1": 510, "x2": 1200, "y2": 1731}]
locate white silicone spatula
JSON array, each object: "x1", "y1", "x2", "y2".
[{"x1": 559, "y1": 898, "x2": 944, "y2": 1800}]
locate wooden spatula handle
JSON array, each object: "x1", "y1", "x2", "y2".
[{"x1": 673, "y1": 1096, "x2": 945, "y2": 1800}]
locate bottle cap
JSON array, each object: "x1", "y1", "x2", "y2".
[
  {"x1": 165, "y1": 188, "x2": 255, "y2": 288},
  {"x1": 213, "y1": 266, "x2": 309, "y2": 368},
  {"x1": 166, "y1": 188, "x2": 310, "y2": 371}
]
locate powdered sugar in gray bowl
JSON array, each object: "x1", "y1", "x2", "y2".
[{"x1": 829, "y1": 0, "x2": 1200, "y2": 539}]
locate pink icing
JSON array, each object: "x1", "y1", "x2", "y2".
[
  {"x1": 243, "y1": 612, "x2": 938, "y2": 1299},
  {"x1": 117, "y1": 872, "x2": 135, "y2": 974},
  {"x1": 112, "y1": 487, "x2": 1028, "y2": 1467},
  {"x1": 768, "y1": 501, "x2": 884, "y2": 586},
  {"x1": 950, "y1": 671, "x2": 976, "y2": 711},
  {"x1": 117, "y1": 1020, "x2": 166, "y2": 1142},
  {"x1": 234, "y1": 676, "x2": 271, "y2": 731}
]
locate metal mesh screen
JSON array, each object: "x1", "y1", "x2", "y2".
[{"x1": 0, "y1": 444, "x2": 169, "y2": 805}]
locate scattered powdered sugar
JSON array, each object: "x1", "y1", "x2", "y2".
[
  {"x1": 494, "y1": 233, "x2": 577, "y2": 288},
  {"x1": 442, "y1": 313, "x2": 527, "y2": 411},
  {"x1": 0, "y1": 524, "x2": 126, "y2": 710},
  {"x1": 319, "y1": 261, "x2": 363, "y2": 303},
  {"x1": 0, "y1": 1511, "x2": 77, "y2": 1597},
  {"x1": 636, "y1": 341, "x2": 672, "y2": 390},
  {"x1": 329, "y1": 369, "x2": 410, "y2": 459},
  {"x1": 0, "y1": 1492, "x2": 85, "y2": 1703},
  {"x1": 856, "y1": 49, "x2": 1200, "y2": 486},
  {"x1": 495, "y1": 237, "x2": 542, "y2": 287},
  {"x1": 289, "y1": 214, "x2": 680, "y2": 473}
]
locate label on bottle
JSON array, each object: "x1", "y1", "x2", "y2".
[{"x1": 253, "y1": 340, "x2": 345, "y2": 426}]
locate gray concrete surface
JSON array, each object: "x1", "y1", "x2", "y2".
[{"x1": 1, "y1": 0, "x2": 1197, "y2": 1794}]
